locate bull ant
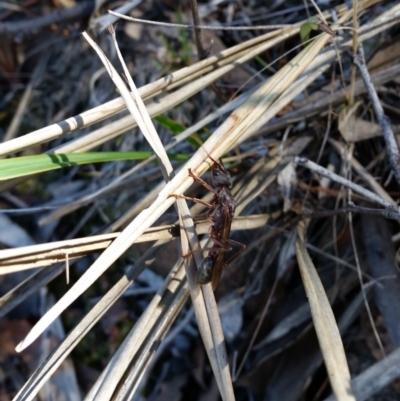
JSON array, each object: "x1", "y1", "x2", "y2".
[{"x1": 170, "y1": 156, "x2": 245, "y2": 290}]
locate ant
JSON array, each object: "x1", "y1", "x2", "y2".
[{"x1": 170, "y1": 156, "x2": 245, "y2": 290}]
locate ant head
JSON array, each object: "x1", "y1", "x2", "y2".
[{"x1": 211, "y1": 160, "x2": 232, "y2": 189}]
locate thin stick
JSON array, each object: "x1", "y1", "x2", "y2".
[
  {"x1": 353, "y1": 44, "x2": 400, "y2": 186},
  {"x1": 0, "y1": 2, "x2": 94, "y2": 39},
  {"x1": 300, "y1": 202, "x2": 400, "y2": 221},
  {"x1": 294, "y1": 157, "x2": 400, "y2": 212},
  {"x1": 348, "y1": 0, "x2": 359, "y2": 106},
  {"x1": 189, "y1": 0, "x2": 207, "y2": 60},
  {"x1": 348, "y1": 202, "x2": 386, "y2": 360},
  {"x1": 108, "y1": 11, "x2": 289, "y2": 30}
]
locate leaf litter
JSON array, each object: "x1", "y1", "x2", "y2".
[{"x1": 0, "y1": 0, "x2": 400, "y2": 400}]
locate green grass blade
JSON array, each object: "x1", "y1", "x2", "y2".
[{"x1": 0, "y1": 152, "x2": 186, "y2": 180}]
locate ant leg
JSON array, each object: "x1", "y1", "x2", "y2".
[
  {"x1": 193, "y1": 208, "x2": 216, "y2": 223},
  {"x1": 207, "y1": 234, "x2": 233, "y2": 250},
  {"x1": 168, "y1": 194, "x2": 213, "y2": 209},
  {"x1": 222, "y1": 239, "x2": 246, "y2": 266},
  {"x1": 182, "y1": 244, "x2": 230, "y2": 258},
  {"x1": 197, "y1": 238, "x2": 244, "y2": 266},
  {"x1": 188, "y1": 169, "x2": 218, "y2": 195},
  {"x1": 192, "y1": 215, "x2": 208, "y2": 223}
]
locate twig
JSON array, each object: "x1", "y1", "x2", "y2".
[
  {"x1": 294, "y1": 157, "x2": 400, "y2": 212},
  {"x1": 4, "y1": 52, "x2": 50, "y2": 141},
  {"x1": 108, "y1": 11, "x2": 289, "y2": 30},
  {"x1": 348, "y1": 0, "x2": 359, "y2": 106},
  {"x1": 189, "y1": 0, "x2": 207, "y2": 60},
  {"x1": 353, "y1": 44, "x2": 400, "y2": 186},
  {"x1": 347, "y1": 201, "x2": 400, "y2": 220},
  {"x1": 0, "y1": 1, "x2": 95, "y2": 40},
  {"x1": 300, "y1": 202, "x2": 400, "y2": 221}
]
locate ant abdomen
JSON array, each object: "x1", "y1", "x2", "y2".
[{"x1": 197, "y1": 257, "x2": 213, "y2": 285}]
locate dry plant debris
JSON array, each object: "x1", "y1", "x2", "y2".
[{"x1": 0, "y1": 0, "x2": 400, "y2": 400}]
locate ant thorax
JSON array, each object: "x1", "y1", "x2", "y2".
[{"x1": 217, "y1": 188, "x2": 236, "y2": 216}]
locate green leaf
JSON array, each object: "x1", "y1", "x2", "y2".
[
  {"x1": 254, "y1": 55, "x2": 269, "y2": 68},
  {"x1": 0, "y1": 152, "x2": 187, "y2": 181},
  {"x1": 155, "y1": 115, "x2": 186, "y2": 135},
  {"x1": 155, "y1": 115, "x2": 204, "y2": 149},
  {"x1": 300, "y1": 18, "x2": 319, "y2": 43}
]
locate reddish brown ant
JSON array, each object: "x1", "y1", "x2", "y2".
[{"x1": 170, "y1": 156, "x2": 245, "y2": 290}]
